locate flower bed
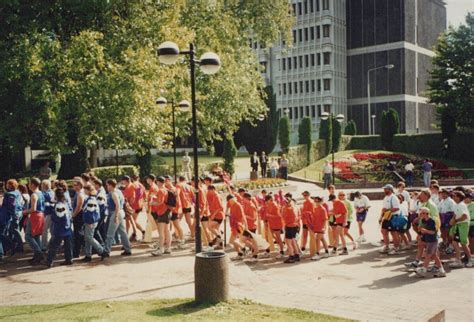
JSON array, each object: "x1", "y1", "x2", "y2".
[{"x1": 217, "y1": 178, "x2": 287, "y2": 192}]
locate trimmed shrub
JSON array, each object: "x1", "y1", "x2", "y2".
[
  {"x1": 222, "y1": 136, "x2": 237, "y2": 176},
  {"x1": 346, "y1": 135, "x2": 382, "y2": 150},
  {"x1": 287, "y1": 144, "x2": 308, "y2": 173},
  {"x1": 91, "y1": 165, "x2": 139, "y2": 182},
  {"x1": 298, "y1": 117, "x2": 312, "y2": 163},
  {"x1": 319, "y1": 119, "x2": 332, "y2": 154},
  {"x1": 333, "y1": 120, "x2": 342, "y2": 152},
  {"x1": 344, "y1": 120, "x2": 357, "y2": 135},
  {"x1": 136, "y1": 149, "x2": 152, "y2": 178},
  {"x1": 380, "y1": 108, "x2": 400, "y2": 150},
  {"x1": 311, "y1": 140, "x2": 327, "y2": 161},
  {"x1": 278, "y1": 116, "x2": 291, "y2": 153}
]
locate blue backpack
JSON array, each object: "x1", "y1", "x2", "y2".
[{"x1": 391, "y1": 213, "x2": 408, "y2": 230}]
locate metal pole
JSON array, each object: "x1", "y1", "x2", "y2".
[
  {"x1": 367, "y1": 70, "x2": 371, "y2": 135},
  {"x1": 189, "y1": 43, "x2": 202, "y2": 254},
  {"x1": 372, "y1": 117, "x2": 375, "y2": 135},
  {"x1": 172, "y1": 100, "x2": 177, "y2": 184}
]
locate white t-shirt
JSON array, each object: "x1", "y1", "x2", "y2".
[
  {"x1": 399, "y1": 201, "x2": 409, "y2": 217},
  {"x1": 405, "y1": 163, "x2": 415, "y2": 171},
  {"x1": 383, "y1": 194, "x2": 401, "y2": 215},
  {"x1": 409, "y1": 198, "x2": 420, "y2": 213},
  {"x1": 453, "y1": 202, "x2": 470, "y2": 224},
  {"x1": 323, "y1": 164, "x2": 333, "y2": 174},
  {"x1": 354, "y1": 195, "x2": 370, "y2": 210},
  {"x1": 431, "y1": 193, "x2": 441, "y2": 207},
  {"x1": 438, "y1": 197, "x2": 455, "y2": 214},
  {"x1": 398, "y1": 190, "x2": 410, "y2": 206}
]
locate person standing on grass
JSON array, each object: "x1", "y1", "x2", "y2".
[
  {"x1": 279, "y1": 154, "x2": 289, "y2": 180},
  {"x1": 404, "y1": 160, "x2": 415, "y2": 187},
  {"x1": 422, "y1": 159, "x2": 433, "y2": 187},
  {"x1": 282, "y1": 194, "x2": 300, "y2": 263},
  {"x1": 43, "y1": 188, "x2": 73, "y2": 267},
  {"x1": 310, "y1": 196, "x2": 329, "y2": 260},
  {"x1": 23, "y1": 178, "x2": 45, "y2": 265},
  {"x1": 259, "y1": 151, "x2": 268, "y2": 178},
  {"x1": 353, "y1": 191, "x2": 370, "y2": 243},
  {"x1": 103, "y1": 179, "x2": 132, "y2": 258},
  {"x1": 150, "y1": 177, "x2": 171, "y2": 256},
  {"x1": 449, "y1": 191, "x2": 473, "y2": 268},
  {"x1": 379, "y1": 184, "x2": 401, "y2": 255},
  {"x1": 415, "y1": 207, "x2": 446, "y2": 278},
  {"x1": 322, "y1": 160, "x2": 333, "y2": 190}
]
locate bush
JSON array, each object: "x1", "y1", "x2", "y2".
[
  {"x1": 222, "y1": 136, "x2": 237, "y2": 176},
  {"x1": 136, "y1": 149, "x2": 152, "y2": 178},
  {"x1": 346, "y1": 135, "x2": 382, "y2": 150},
  {"x1": 381, "y1": 108, "x2": 400, "y2": 150},
  {"x1": 278, "y1": 116, "x2": 290, "y2": 153},
  {"x1": 298, "y1": 117, "x2": 312, "y2": 163},
  {"x1": 332, "y1": 119, "x2": 342, "y2": 152},
  {"x1": 318, "y1": 118, "x2": 332, "y2": 154},
  {"x1": 344, "y1": 120, "x2": 357, "y2": 135},
  {"x1": 311, "y1": 140, "x2": 327, "y2": 161},
  {"x1": 91, "y1": 165, "x2": 139, "y2": 182},
  {"x1": 287, "y1": 144, "x2": 308, "y2": 173}
]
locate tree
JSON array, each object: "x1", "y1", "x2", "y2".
[
  {"x1": 298, "y1": 117, "x2": 312, "y2": 163},
  {"x1": 222, "y1": 136, "x2": 237, "y2": 176},
  {"x1": 344, "y1": 120, "x2": 357, "y2": 136},
  {"x1": 439, "y1": 107, "x2": 457, "y2": 140},
  {"x1": 332, "y1": 120, "x2": 342, "y2": 152},
  {"x1": 381, "y1": 108, "x2": 400, "y2": 150},
  {"x1": 319, "y1": 119, "x2": 332, "y2": 154},
  {"x1": 428, "y1": 13, "x2": 474, "y2": 130},
  {"x1": 278, "y1": 116, "x2": 291, "y2": 154}
]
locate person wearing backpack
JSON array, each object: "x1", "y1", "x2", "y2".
[
  {"x1": 82, "y1": 184, "x2": 105, "y2": 262},
  {"x1": 151, "y1": 177, "x2": 171, "y2": 256},
  {"x1": 379, "y1": 184, "x2": 401, "y2": 255},
  {"x1": 23, "y1": 178, "x2": 46, "y2": 265}
]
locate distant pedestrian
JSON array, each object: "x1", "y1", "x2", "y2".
[
  {"x1": 250, "y1": 152, "x2": 259, "y2": 173},
  {"x1": 279, "y1": 154, "x2": 289, "y2": 180},
  {"x1": 422, "y1": 159, "x2": 433, "y2": 187},
  {"x1": 353, "y1": 191, "x2": 370, "y2": 242},
  {"x1": 322, "y1": 160, "x2": 333, "y2": 189},
  {"x1": 182, "y1": 151, "x2": 191, "y2": 181},
  {"x1": 404, "y1": 160, "x2": 415, "y2": 187},
  {"x1": 259, "y1": 152, "x2": 268, "y2": 178},
  {"x1": 38, "y1": 161, "x2": 52, "y2": 181},
  {"x1": 269, "y1": 158, "x2": 279, "y2": 178}
]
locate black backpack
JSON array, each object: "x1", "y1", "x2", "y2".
[{"x1": 165, "y1": 190, "x2": 177, "y2": 208}]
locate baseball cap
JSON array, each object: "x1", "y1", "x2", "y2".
[
  {"x1": 302, "y1": 191, "x2": 310, "y2": 196},
  {"x1": 382, "y1": 184, "x2": 394, "y2": 191},
  {"x1": 157, "y1": 176, "x2": 165, "y2": 183}
]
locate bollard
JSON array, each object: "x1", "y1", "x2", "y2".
[{"x1": 194, "y1": 251, "x2": 229, "y2": 303}]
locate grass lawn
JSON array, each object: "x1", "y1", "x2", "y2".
[{"x1": 0, "y1": 298, "x2": 351, "y2": 321}]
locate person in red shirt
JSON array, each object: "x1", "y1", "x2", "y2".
[
  {"x1": 242, "y1": 193, "x2": 258, "y2": 234},
  {"x1": 330, "y1": 194, "x2": 348, "y2": 255},
  {"x1": 192, "y1": 178, "x2": 211, "y2": 247},
  {"x1": 227, "y1": 195, "x2": 258, "y2": 261},
  {"x1": 282, "y1": 193, "x2": 300, "y2": 263},
  {"x1": 131, "y1": 175, "x2": 146, "y2": 239},
  {"x1": 121, "y1": 175, "x2": 139, "y2": 242},
  {"x1": 177, "y1": 176, "x2": 194, "y2": 239},
  {"x1": 300, "y1": 191, "x2": 314, "y2": 253},
  {"x1": 310, "y1": 196, "x2": 330, "y2": 260},
  {"x1": 207, "y1": 184, "x2": 224, "y2": 248},
  {"x1": 164, "y1": 176, "x2": 184, "y2": 248},
  {"x1": 150, "y1": 176, "x2": 171, "y2": 256},
  {"x1": 264, "y1": 195, "x2": 284, "y2": 259}
]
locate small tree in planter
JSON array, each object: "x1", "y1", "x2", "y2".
[
  {"x1": 278, "y1": 116, "x2": 291, "y2": 154},
  {"x1": 319, "y1": 118, "x2": 332, "y2": 155},
  {"x1": 333, "y1": 119, "x2": 342, "y2": 152},
  {"x1": 222, "y1": 136, "x2": 237, "y2": 176},
  {"x1": 298, "y1": 117, "x2": 312, "y2": 163},
  {"x1": 344, "y1": 120, "x2": 357, "y2": 135},
  {"x1": 381, "y1": 108, "x2": 400, "y2": 150}
]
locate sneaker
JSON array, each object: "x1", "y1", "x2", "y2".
[
  {"x1": 388, "y1": 249, "x2": 400, "y2": 255},
  {"x1": 427, "y1": 266, "x2": 438, "y2": 273},
  {"x1": 101, "y1": 252, "x2": 109, "y2": 261},
  {"x1": 415, "y1": 267, "x2": 427, "y2": 277},
  {"x1": 41, "y1": 260, "x2": 53, "y2": 268},
  {"x1": 322, "y1": 252, "x2": 329, "y2": 258},
  {"x1": 434, "y1": 268, "x2": 447, "y2": 278},
  {"x1": 276, "y1": 253, "x2": 285, "y2": 259},
  {"x1": 163, "y1": 249, "x2": 171, "y2": 255},
  {"x1": 59, "y1": 261, "x2": 73, "y2": 266},
  {"x1": 331, "y1": 249, "x2": 339, "y2": 256},
  {"x1": 356, "y1": 236, "x2": 363, "y2": 243},
  {"x1": 449, "y1": 260, "x2": 464, "y2": 269},
  {"x1": 379, "y1": 246, "x2": 390, "y2": 254},
  {"x1": 352, "y1": 242, "x2": 358, "y2": 250},
  {"x1": 176, "y1": 241, "x2": 185, "y2": 250},
  {"x1": 284, "y1": 257, "x2": 295, "y2": 264},
  {"x1": 294, "y1": 255, "x2": 301, "y2": 262},
  {"x1": 400, "y1": 244, "x2": 408, "y2": 251},
  {"x1": 151, "y1": 249, "x2": 164, "y2": 256},
  {"x1": 465, "y1": 261, "x2": 473, "y2": 268},
  {"x1": 231, "y1": 254, "x2": 244, "y2": 261},
  {"x1": 445, "y1": 246, "x2": 455, "y2": 255},
  {"x1": 311, "y1": 254, "x2": 321, "y2": 261},
  {"x1": 121, "y1": 251, "x2": 132, "y2": 256},
  {"x1": 248, "y1": 257, "x2": 258, "y2": 263},
  {"x1": 129, "y1": 233, "x2": 137, "y2": 242},
  {"x1": 340, "y1": 249, "x2": 349, "y2": 255},
  {"x1": 404, "y1": 260, "x2": 421, "y2": 268},
  {"x1": 361, "y1": 236, "x2": 367, "y2": 243},
  {"x1": 260, "y1": 252, "x2": 271, "y2": 259}
]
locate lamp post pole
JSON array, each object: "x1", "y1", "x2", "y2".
[{"x1": 367, "y1": 64, "x2": 395, "y2": 135}]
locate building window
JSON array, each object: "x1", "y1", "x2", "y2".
[
  {"x1": 293, "y1": 57, "x2": 298, "y2": 69},
  {"x1": 294, "y1": 82, "x2": 298, "y2": 94},
  {"x1": 304, "y1": 0, "x2": 308, "y2": 14},
  {"x1": 310, "y1": 54, "x2": 315, "y2": 66},
  {"x1": 305, "y1": 81, "x2": 309, "y2": 93},
  {"x1": 324, "y1": 104, "x2": 331, "y2": 113},
  {"x1": 323, "y1": 24, "x2": 330, "y2": 38},
  {"x1": 300, "y1": 81, "x2": 303, "y2": 92},
  {"x1": 298, "y1": 2, "x2": 302, "y2": 15},
  {"x1": 304, "y1": 28, "x2": 308, "y2": 41},
  {"x1": 288, "y1": 82, "x2": 292, "y2": 94},
  {"x1": 305, "y1": 106, "x2": 310, "y2": 116},
  {"x1": 292, "y1": 3, "x2": 296, "y2": 15},
  {"x1": 283, "y1": 83, "x2": 287, "y2": 95},
  {"x1": 316, "y1": 26, "x2": 321, "y2": 39},
  {"x1": 317, "y1": 80, "x2": 321, "y2": 91},
  {"x1": 311, "y1": 105, "x2": 316, "y2": 118},
  {"x1": 295, "y1": 107, "x2": 299, "y2": 119},
  {"x1": 323, "y1": 52, "x2": 331, "y2": 65},
  {"x1": 323, "y1": 79, "x2": 331, "y2": 91},
  {"x1": 317, "y1": 53, "x2": 321, "y2": 65},
  {"x1": 289, "y1": 108, "x2": 293, "y2": 119},
  {"x1": 311, "y1": 80, "x2": 315, "y2": 92},
  {"x1": 260, "y1": 61, "x2": 267, "y2": 73},
  {"x1": 305, "y1": 55, "x2": 309, "y2": 67},
  {"x1": 316, "y1": 0, "x2": 320, "y2": 11},
  {"x1": 322, "y1": 0, "x2": 329, "y2": 10},
  {"x1": 310, "y1": 0, "x2": 314, "y2": 12},
  {"x1": 293, "y1": 30, "x2": 296, "y2": 43},
  {"x1": 310, "y1": 26, "x2": 315, "y2": 40},
  {"x1": 282, "y1": 58, "x2": 286, "y2": 71},
  {"x1": 299, "y1": 56, "x2": 303, "y2": 68},
  {"x1": 298, "y1": 29, "x2": 303, "y2": 42},
  {"x1": 278, "y1": 84, "x2": 282, "y2": 96},
  {"x1": 288, "y1": 57, "x2": 292, "y2": 70},
  {"x1": 300, "y1": 106, "x2": 304, "y2": 118}
]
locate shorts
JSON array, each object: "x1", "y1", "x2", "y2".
[
  {"x1": 285, "y1": 226, "x2": 298, "y2": 239},
  {"x1": 381, "y1": 219, "x2": 395, "y2": 231},
  {"x1": 182, "y1": 207, "x2": 192, "y2": 214},
  {"x1": 452, "y1": 222, "x2": 469, "y2": 245},
  {"x1": 425, "y1": 241, "x2": 438, "y2": 256},
  {"x1": 302, "y1": 224, "x2": 308, "y2": 230},
  {"x1": 242, "y1": 230, "x2": 253, "y2": 238},
  {"x1": 469, "y1": 225, "x2": 474, "y2": 238},
  {"x1": 171, "y1": 213, "x2": 179, "y2": 221},
  {"x1": 440, "y1": 213, "x2": 454, "y2": 228},
  {"x1": 153, "y1": 211, "x2": 170, "y2": 224},
  {"x1": 213, "y1": 218, "x2": 223, "y2": 225},
  {"x1": 201, "y1": 216, "x2": 209, "y2": 222},
  {"x1": 344, "y1": 221, "x2": 352, "y2": 229},
  {"x1": 356, "y1": 211, "x2": 367, "y2": 222}
]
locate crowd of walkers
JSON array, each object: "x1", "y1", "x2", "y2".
[{"x1": 0, "y1": 173, "x2": 473, "y2": 277}]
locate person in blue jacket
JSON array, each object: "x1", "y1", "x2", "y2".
[
  {"x1": 82, "y1": 184, "x2": 105, "y2": 262},
  {"x1": 0, "y1": 179, "x2": 24, "y2": 261},
  {"x1": 43, "y1": 188, "x2": 73, "y2": 267}
]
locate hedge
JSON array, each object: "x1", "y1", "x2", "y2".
[
  {"x1": 90, "y1": 165, "x2": 139, "y2": 182},
  {"x1": 287, "y1": 139, "x2": 327, "y2": 173}
]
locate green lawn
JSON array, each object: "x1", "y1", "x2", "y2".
[{"x1": 0, "y1": 299, "x2": 351, "y2": 321}]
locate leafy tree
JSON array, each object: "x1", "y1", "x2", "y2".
[
  {"x1": 298, "y1": 117, "x2": 312, "y2": 163},
  {"x1": 319, "y1": 119, "x2": 332, "y2": 154},
  {"x1": 381, "y1": 108, "x2": 400, "y2": 150},
  {"x1": 428, "y1": 13, "x2": 474, "y2": 130},
  {"x1": 332, "y1": 120, "x2": 342, "y2": 152},
  {"x1": 278, "y1": 116, "x2": 291, "y2": 154},
  {"x1": 344, "y1": 120, "x2": 357, "y2": 136},
  {"x1": 222, "y1": 136, "x2": 237, "y2": 176}
]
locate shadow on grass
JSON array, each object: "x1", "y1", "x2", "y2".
[{"x1": 146, "y1": 300, "x2": 215, "y2": 318}]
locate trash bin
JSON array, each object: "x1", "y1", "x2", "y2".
[{"x1": 194, "y1": 251, "x2": 229, "y2": 303}]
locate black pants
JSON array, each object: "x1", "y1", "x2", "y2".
[
  {"x1": 281, "y1": 167, "x2": 288, "y2": 180},
  {"x1": 47, "y1": 234, "x2": 73, "y2": 264},
  {"x1": 251, "y1": 164, "x2": 258, "y2": 172},
  {"x1": 261, "y1": 164, "x2": 267, "y2": 177},
  {"x1": 73, "y1": 215, "x2": 84, "y2": 257}
]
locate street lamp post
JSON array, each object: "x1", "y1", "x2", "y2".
[
  {"x1": 371, "y1": 114, "x2": 376, "y2": 135},
  {"x1": 157, "y1": 41, "x2": 220, "y2": 254},
  {"x1": 156, "y1": 97, "x2": 191, "y2": 184},
  {"x1": 367, "y1": 64, "x2": 394, "y2": 135},
  {"x1": 320, "y1": 112, "x2": 344, "y2": 185}
]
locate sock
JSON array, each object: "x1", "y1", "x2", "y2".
[
  {"x1": 301, "y1": 247, "x2": 306, "y2": 251},
  {"x1": 238, "y1": 252, "x2": 243, "y2": 257},
  {"x1": 316, "y1": 252, "x2": 320, "y2": 256},
  {"x1": 343, "y1": 247, "x2": 347, "y2": 251},
  {"x1": 325, "y1": 249, "x2": 329, "y2": 253},
  {"x1": 265, "y1": 248, "x2": 270, "y2": 253},
  {"x1": 253, "y1": 254, "x2": 258, "y2": 259},
  {"x1": 280, "y1": 250, "x2": 284, "y2": 255}
]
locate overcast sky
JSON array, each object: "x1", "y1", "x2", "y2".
[{"x1": 445, "y1": 0, "x2": 473, "y2": 26}]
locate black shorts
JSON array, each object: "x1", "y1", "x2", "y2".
[
  {"x1": 242, "y1": 230, "x2": 253, "y2": 238},
  {"x1": 302, "y1": 224, "x2": 308, "y2": 230},
  {"x1": 381, "y1": 219, "x2": 395, "y2": 231},
  {"x1": 182, "y1": 207, "x2": 192, "y2": 214},
  {"x1": 213, "y1": 218, "x2": 223, "y2": 225},
  {"x1": 469, "y1": 225, "x2": 474, "y2": 238},
  {"x1": 171, "y1": 213, "x2": 179, "y2": 221},
  {"x1": 285, "y1": 226, "x2": 298, "y2": 239},
  {"x1": 201, "y1": 216, "x2": 209, "y2": 222},
  {"x1": 345, "y1": 221, "x2": 351, "y2": 229},
  {"x1": 330, "y1": 222, "x2": 343, "y2": 227},
  {"x1": 153, "y1": 211, "x2": 170, "y2": 224}
]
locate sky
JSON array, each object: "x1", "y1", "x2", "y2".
[{"x1": 445, "y1": 0, "x2": 473, "y2": 26}]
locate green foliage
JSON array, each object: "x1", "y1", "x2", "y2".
[
  {"x1": 298, "y1": 117, "x2": 312, "y2": 163},
  {"x1": 346, "y1": 136, "x2": 382, "y2": 150},
  {"x1": 278, "y1": 116, "x2": 291, "y2": 154},
  {"x1": 136, "y1": 149, "x2": 152, "y2": 178},
  {"x1": 222, "y1": 136, "x2": 237, "y2": 175},
  {"x1": 91, "y1": 165, "x2": 139, "y2": 182},
  {"x1": 332, "y1": 120, "x2": 342, "y2": 152},
  {"x1": 344, "y1": 120, "x2": 357, "y2": 136},
  {"x1": 318, "y1": 118, "x2": 333, "y2": 154},
  {"x1": 428, "y1": 13, "x2": 474, "y2": 130},
  {"x1": 380, "y1": 108, "x2": 400, "y2": 150},
  {"x1": 439, "y1": 107, "x2": 457, "y2": 139}
]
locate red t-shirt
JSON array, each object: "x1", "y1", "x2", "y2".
[
  {"x1": 207, "y1": 189, "x2": 224, "y2": 220},
  {"x1": 228, "y1": 200, "x2": 246, "y2": 234},
  {"x1": 150, "y1": 185, "x2": 168, "y2": 215},
  {"x1": 332, "y1": 199, "x2": 347, "y2": 224},
  {"x1": 301, "y1": 199, "x2": 314, "y2": 225},
  {"x1": 282, "y1": 205, "x2": 299, "y2": 228},
  {"x1": 311, "y1": 205, "x2": 328, "y2": 232},
  {"x1": 242, "y1": 199, "x2": 258, "y2": 231},
  {"x1": 266, "y1": 201, "x2": 283, "y2": 230}
]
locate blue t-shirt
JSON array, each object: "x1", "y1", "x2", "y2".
[
  {"x1": 52, "y1": 201, "x2": 72, "y2": 237},
  {"x1": 421, "y1": 218, "x2": 437, "y2": 243},
  {"x1": 0, "y1": 191, "x2": 22, "y2": 225},
  {"x1": 43, "y1": 190, "x2": 55, "y2": 216},
  {"x1": 422, "y1": 162, "x2": 433, "y2": 172},
  {"x1": 107, "y1": 189, "x2": 124, "y2": 213}
]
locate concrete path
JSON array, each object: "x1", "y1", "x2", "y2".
[{"x1": 0, "y1": 187, "x2": 473, "y2": 321}]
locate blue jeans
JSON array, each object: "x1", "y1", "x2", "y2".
[
  {"x1": 9, "y1": 214, "x2": 23, "y2": 251},
  {"x1": 47, "y1": 234, "x2": 72, "y2": 264},
  {"x1": 406, "y1": 171, "x2": 414, "y2": 187},
  {"x1": 25, "y1": 219, "x2": 42, "y2": 254},
  {"x1": 323, "y1": 173, "x2": 332, "y2": 189},
  {"x1": 423, "y1": 171, "x2": 432, "y2": 187},
  {"x1": 105, "y1": 211, "x2": 130, "y2": 253},
  {"x1": 270, "y1": 169, "x2": 277, "y2": 178},
  {"x1": 84, "y1": 222, "x2": 104, "y2": 256},
  {"x1": 0, "y1": 224, "x2": 9, "y2": 258}
]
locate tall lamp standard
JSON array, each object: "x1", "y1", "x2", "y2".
[
  {"x1": 371, "y1": 114, "x2": 376, "y2": 135},
  {"x1": 320, "y1": 112, "x2": 344, "y2": 185},
  {"x1": 157, "y1": 41, "x2": 221, "y2": 254},
  {"x1": 156, "y1": 97, "x2": 191, "y2": 183},
  {"x1": 367, "y1": 64, "x2": 394, "y2": 135}
]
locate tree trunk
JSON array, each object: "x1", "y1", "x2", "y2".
[
  {"x1": 57, "y1": 146, "x2": 90, "y2": 179},
  {"x1": 89, "y1": 146, "x2": 98, "y2": 168}
]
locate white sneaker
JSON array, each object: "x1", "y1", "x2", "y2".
[
  {"x1": 361, "y1": 236, "x2": 367, "y2": 243},
  {"x1": 449, "y1": 260, "x2": 464, "y2": 268},
  {"x1": 415, "y1": 267, "x2": 427, "y2": 277},
  {"x1": 260, "y1": 252, "x2": 271, "y2": 259},
  {"x1": 276, "y1": 253, "x2": 285, "y2": 259},
  {"x1": 379, "y1": 246, "x2": 390, "y2": 254},
  {"x1": 465, "y1": 261, "x2": 473, "y2": 268},
  {"x1": 151, "y1": 249, "x2": 163, "y2": 256},
  {"x1": 248, "y1": 257, "x2": 258, "y2": 263},
  {"x1": 311, "y1": 254, "x2": 321, "y2": 261},
  {"x1": 404, "y1": 260, "x2": 421, "y2": 268},
  {"x1": 388, "y1": 248, "x2": 400, "y2": 255},
  {"x1": 352, "y1": 242, "x2": 358, "y2": 250},
  {"x1": 445, "y1": 246, "x2": 455, "y2": 254},
  {"x1": 400, "y1": 244, "x2": 409, "y2": 251},
  {"x1": 321, "y1": 252, "x2": 329, "y2": 258},
  {"x1": 434, "y1": 268, "x2": 447, "y2": 278}
]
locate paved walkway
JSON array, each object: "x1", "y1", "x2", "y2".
[{"x1": 1, "y1": 186, "x2": 473, "y2": 321}]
